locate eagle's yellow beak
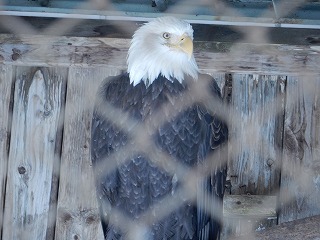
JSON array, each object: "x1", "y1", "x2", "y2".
[{"x1": 177, "y1": 35, "x2": 193, "y2": 59}]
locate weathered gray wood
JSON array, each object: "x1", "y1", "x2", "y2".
[
  {"x1": 55, "y1": 67, "x2": 118, "y2": 240},
  {"x1": 0, "y1": 34, "x2": 319, "y2": 74},
  {"x1": 222, "y1": 195, "x2": 277, "y2": 240},
  {"x1": 223, "y1": 195, "x2": 277, "y2": 218},
  {"x1": 0, "y1": 65, "x2": 13, "y2": 240},
  {"x1": 2, "y1": 67, "x2": 67, "y2": 240},
  {"x1": 279, "y1": 75, "x2": 320, "y2": 223},
  {"x1": 227, "y1": 74, "x2": 285, "y2": 195}
]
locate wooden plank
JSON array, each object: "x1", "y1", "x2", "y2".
[
  {"x1": 0, "y1": 65, "x2": 13, "y2": 240},
  {"x1": 221, "y1": 195, "x2": 277, "y2": 240},
  {"x1": 2, "y1": 67, "x2": 67, "y2": 240},
  {"x1": 227, "y1": 74, "x2": 285, "y2": 195},
  {"x1": 223, "y1": 195, "x2": 277, "y2": 218},
  {"x1": 55, "y1": 67, "x2": 118, "y2": 240},
  {"x1": 0, "y1": 34, "x2": 319, "y2": 74},
  {"x1": 279, "y1": 75, "x2": 320, "y2": 223}
]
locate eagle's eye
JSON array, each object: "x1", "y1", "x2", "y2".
[{"x1": 162, "y1": 32, "x2": 171, "y2": 39}]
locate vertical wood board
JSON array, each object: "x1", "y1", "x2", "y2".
[
  {"x1": 2, "y1": 67, "x2": 67, "y2": 240},
  {"x1": 279, "y1": 75, "x2": 320, "y2": 223},
  {"x1": 228, "y1": 74, "x2": 285, "y2": 195},
  {"x1": 55, "y1": 67, "x2": 119, "y2": 240},
  {"x1": 0, "y1": 65, "x2": 13, "y2": 240}
]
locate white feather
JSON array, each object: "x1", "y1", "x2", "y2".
[{"x1": 127, "y1": 16, "x2": 199, "y2": 87}]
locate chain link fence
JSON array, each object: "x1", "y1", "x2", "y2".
[{"x1": 0, "y1": 0, "x2": 320, "y2": 239}]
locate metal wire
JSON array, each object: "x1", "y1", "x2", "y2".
[{"x1": 0, "y1": 0, "x2": 319, "y2": 240}]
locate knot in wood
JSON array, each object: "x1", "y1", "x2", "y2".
[
  {"x1": 73, "y1": 234, "x2": 79, "y2": 240},
  {"x1": 59, "y1": 210, "x2": 73, "y2": 223},
  {"x1": 267, "y1": 158, "x2": 274, "y2": 167},
  {"x1": 18, "y1": 166, "x2": 26, "y2": 174},
  {"x1": 11, "y1": 48, "x2": 21, "y2": 61}
]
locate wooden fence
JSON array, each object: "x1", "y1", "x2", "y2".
[{"x1": 0, "y1": 34, "x2": 319, "y2": 239}]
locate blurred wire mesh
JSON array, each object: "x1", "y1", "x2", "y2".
[{"x1": 0, "y1": 0, "x2": 320, "y2": 240}]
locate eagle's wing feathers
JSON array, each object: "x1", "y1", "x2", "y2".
[
  {"x1": 195, "y1": 75, "x2": 228, "y2": 239},
  {"x1": 92, "y1": 73, "x2": 227, "y2": 240}
]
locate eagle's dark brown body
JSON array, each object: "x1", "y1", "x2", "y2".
[{"x1": 91, "y1": 73, "x2": 228, "y2": 239}]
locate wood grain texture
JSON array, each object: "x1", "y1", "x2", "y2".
[
  {"x1": 222, "y1": 195, "x2": 277, "y2": 240},
  {"x1": 227, "y1": 74, "x2": 285, "y2": 195},
  {"x1": 279, "y1": 75, "x2": 320, "y2": 223},
  {"x1": 0, "y1": 34, "x2": 319, "y2": 75},
  {"x1": 0, "y1": 32, "x2": 319, "y2": 238},
  {"x1": 0, "y1": 65, "x2": 13, "y2": 240},
  {"x1": 55, "y1": 67, "x2": 119, "y2": 240},
  {"x1": 2, "y1": 67, "x2": 67, "y2": 240},
  {"x1": 223, "y1": 195, "x2": 277, "y2": 218}
]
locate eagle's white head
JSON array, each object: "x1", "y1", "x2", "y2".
[{"x1": 127, "y1": 16, "x2": 199, "y2": 86}]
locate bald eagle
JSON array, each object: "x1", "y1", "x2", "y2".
[{"x1": 91, "y1": 17, "x2": 228, "y2": 240}]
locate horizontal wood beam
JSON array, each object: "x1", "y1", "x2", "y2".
[
  {"x1": 0, "y1": 34, "x2": 319, "y2": 75},
  {"x1": 223, "y1": 195, "x2": 277, "y2": 219},
  {"x1": 222, "y1": 195, "x2": 277, "y2": 239}
]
